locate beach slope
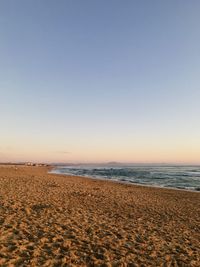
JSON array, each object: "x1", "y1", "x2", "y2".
[{"x1": 0, "y1": 166, "x2": 199, "y2": 266}]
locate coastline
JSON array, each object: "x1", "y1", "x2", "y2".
[
  {"x1": 50, "y1": 168, "x2": 200, "y2": 194},
  {"x1": 0, "y1": 165, "x2": 200, "y2": 266}
]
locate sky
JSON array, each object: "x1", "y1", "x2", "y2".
[{"x1": 1, "y1": 0, "x2": 200, "y2": 164}]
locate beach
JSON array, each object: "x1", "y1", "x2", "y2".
[{"x1": 0, "y1": 166, "x2": 199, "y2": 266}]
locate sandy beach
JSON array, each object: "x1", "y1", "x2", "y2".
[{"x1": 0, "y1": 165, "x2": 199, "y2": 266}]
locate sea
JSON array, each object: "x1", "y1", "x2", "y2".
[{"x1": 51, "y1": 164, "x2": 200, "y2": 192}]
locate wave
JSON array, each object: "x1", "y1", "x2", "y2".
[{"x1": 51, "y1": 165, "x2": 200, "y2": 192}]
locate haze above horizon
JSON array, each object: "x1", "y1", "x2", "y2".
[{"x1": 1, "y1": 1, "x2": 200, "y2": 164}]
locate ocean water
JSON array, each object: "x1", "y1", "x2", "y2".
[{"x1": 51, "y1": 165, "x2": 200, "y2": 192}]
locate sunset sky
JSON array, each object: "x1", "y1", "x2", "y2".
[{"x1": 1, "y1": 1, "x2": 200, "y2": 164}]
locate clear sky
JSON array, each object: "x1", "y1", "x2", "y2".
[{"x1": 1, "y1": 0, "x2": 200, "y2": 164}]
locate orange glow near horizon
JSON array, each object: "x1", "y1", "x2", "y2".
[
  {"x1": 1, "y1": 139, "x2": 200, "y2": 164},
  {"x1": 1, "y1": 120, "x2": 200, "y2": 165}
]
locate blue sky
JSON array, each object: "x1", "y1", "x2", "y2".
[{"x1": 1, "y1": 1, "x2": 200, "y2": 163}]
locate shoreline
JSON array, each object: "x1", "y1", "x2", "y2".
[
  {"x1": 50, "y1": 168, "x2": 200, "y2": 194},
  {"x1": 0, "y1": 165, "x2": 200, "y2": 266}
]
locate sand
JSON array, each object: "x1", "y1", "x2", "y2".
[{"x1": 0, "y1": 166, "x2": 199, "y2": 266}]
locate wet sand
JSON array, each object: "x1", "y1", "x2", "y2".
[{"x1": 0, "y1": 165, "x2": 199, "y2": 266}]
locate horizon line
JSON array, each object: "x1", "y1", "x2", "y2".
[{"x1": 1, "y1": 161, "x2": 200, "y2": 166}]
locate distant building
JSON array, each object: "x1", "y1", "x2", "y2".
[
  {"x1": 25, "y1": 162, "x2": 34, "y2": 166},
  {"x1": 25, "y1": 162, "x2": 48, "y2": 167}
]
